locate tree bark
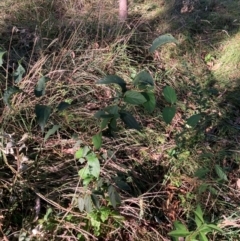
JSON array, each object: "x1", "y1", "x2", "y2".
[{"x1": 119, "y1": 0, "x2": 128, "y2": 22}]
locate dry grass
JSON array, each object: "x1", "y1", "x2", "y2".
[{"x1": 0, "y1": 0, "x2": 240, "y2": 240}]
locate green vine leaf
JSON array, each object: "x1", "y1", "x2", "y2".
[{"x1": 149, "y1": 34, "x2": 178, "y2": 53}]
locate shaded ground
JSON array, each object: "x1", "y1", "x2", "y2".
[{"x1": 0, "y1": 0, "x2": 240, "y2": 240}]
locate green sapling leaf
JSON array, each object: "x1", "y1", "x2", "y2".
[
  {"x1": 119, "y1": 111, "x2": 141, "y2": 130},
  {"x1": 149, "y1": 34, "x2": 178, "y2": 53},
  {"x1": 133, "y1": 71, "x2": 154, "y2": 89},
  {"x1": 187, "y1": 114, "x2": 202, "y2": 127},
  {"x1": 141, "y1": 92, "x2": 156, "y2": 113},
  {"x1": 124, "y1": 90, "x2": 147, "y2": 105},
  {"x1": 163, "y1": 86, "x2": 177, "y2": 104},
  {"x1": 97, "y1": 75, "x2": 127, "y2": 92},
  {"x1": 162, "y1": 107, "x2": 176, "y2": 124}
]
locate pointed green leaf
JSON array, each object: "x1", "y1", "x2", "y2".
[
  {"x1": 3, "y1": 86, "x2": 22, "y2": 107},
  {"x1": 206, "y1": 224, "x2": 223, "y2": 233},
  {"x1": 78, "y1": 197, "x2": 85, "y2": 212},
  {"x1": 214, "y1": 164, "x2": 228, "y2": 181},
  {"x1": 187, "y1": 114, "x2": 202, "y2": 127},
  {"x1": 34, "y1": 76, "x2": 50, "y2": 97},
  {"x1": 194, "y1": 204, "x2": 204, "y2": 227},
  {"x1": 119, "y1": 111, "x2": 141, "y2": 130},
  {"x1": 199, "y1": 232, "x2": 208, "y2": 241},
  {"x1": 124, "y1": 90, "x2": 147, "y2": 105},
  {"x1": 168, "y1": 230, "x2": 191, "y2": 237},
  {"x1": 35, "y1": 105, "x2": 51, "y2": 132},
  {"x1": 13, "y1": 62, "x2": 25, "y2": 83},
  {"x1": 84, "y1": 194, "x2": 93, "y2": 213},
  {"x1": 133, "y1": 71, "x2": 154, "y2": 89},
  {"x1": 92, "y1": 133, "x2": 102, "y2": 150},
  {"x1": 86, "y1": 153, "x2": 100, "y2": 178},
  {"x1": 173, "y1": 221, "x2": 189, "y2": 231},
  {"x1": 0, "y1": 50, "x2": 6, "y2": 67},
  {"x1": 108, "y1": 185, "x2": 121, "y2": 208},
  {"x1": 44, "y1": 125, "x2": 60, "y2": 142},
  {"x1": 142, "y1": 92, "x2": 156, "y2": 112},
  {"x1": 149, "y1": 34, "x2": 178, "y2": 53},
  {"x1": 97, "y1": 75, "x2": 127, "y2": 92},
  {"x1": 163, "y1": 86, "x2": 177, "y2": 104},
  {"x1": 162, "y1": 107, "x2": 176, "y2": 124}
]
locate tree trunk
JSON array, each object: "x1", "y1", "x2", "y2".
[{"x1": 119, "y1": 0, "x2": 128, "y2": 22}]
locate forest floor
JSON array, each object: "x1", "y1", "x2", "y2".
[{"x1": 0, "y1": 0, "x2": 240, "y2": 240}]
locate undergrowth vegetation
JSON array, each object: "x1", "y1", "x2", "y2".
[{"x1": 0, "y1": 0, "x2": 239, "y2": 240}]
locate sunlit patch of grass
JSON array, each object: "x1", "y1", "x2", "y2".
[{"x1": 213, "y1": 32, "x2": 240, "y2": 85}]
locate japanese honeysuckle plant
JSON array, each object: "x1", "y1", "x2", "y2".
[{"x1": 92, "y1": 34, "x2": 181, "y2": 149}]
